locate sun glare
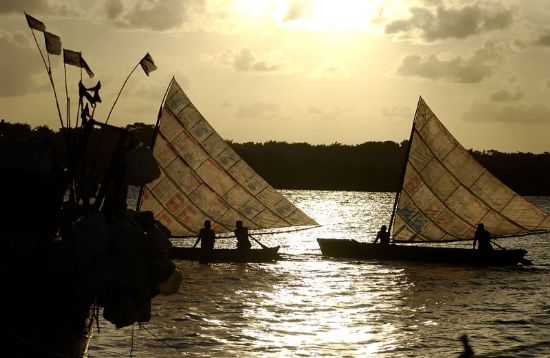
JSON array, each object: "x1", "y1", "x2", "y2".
[
  {"x1": 293, "y1": 0, "x2": 383, "y2": 32},
  {"x1": 234, "y1": 0, "x2": 387, "y2": 33}
]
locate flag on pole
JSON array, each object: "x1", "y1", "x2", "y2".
[
  {"x1": 80, "y1": 57, "x2": 95, "y2": 78},
  {"x1": 25, "y1": 13, "x2": 46, "y2": 32},
  {"x1": 63, "y1": 49, "x2": 94, "y2": 78},
  {"x1": 63, "y1": 49, "x2": 81, "y2": 67},
  {"x1": 139, "y1": 53, "x2": 157, "y2": 76},
  {"x1": 44, "y1": 32, "x2": 62, "y2": 55},
  {"x1": 79, "y1": 80, "x2": 102, "y2": 105}
]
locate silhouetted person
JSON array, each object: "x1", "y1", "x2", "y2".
[
  {"x1": 234, "y1": 220, "x2": 251, "y2": 251},
  {"x1": 373, "y1": 225, "x2": 390, "y2": 244},
  {"x1": 473, "y1": 223, "x2": 492, "y2": 253},
  {"x1": 195, "y1": 220, "x2": 216, "y2": 259},
  {"x1": 458, "y1": 334, "x2": 474, "y2": 358}
]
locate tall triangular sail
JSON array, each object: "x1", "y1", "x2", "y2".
[
  {"x1": 140, "y1": 79, "x2": 317, "y2": 236},
  {"x1": 392, "y1": 98, "x2": 550, "y2": 243}
]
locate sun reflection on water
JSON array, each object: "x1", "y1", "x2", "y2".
[{"x1": 91, "y1": 191, "x2": 550, "y2": 357}]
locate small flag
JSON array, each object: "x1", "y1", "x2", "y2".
[
  {"x1": 44, "y1": 32, "x2": 61, "y2": 55},
  {"x1": 25, "y1": 13, "x2": 46, "y2": 32},
  {"x1": 63, "y1": 49, "x2": 81, "y2": 67},
  {"x1": 139, "y1": 53, "x2": 157, "y2": 76},
  {"x1": 80, "y1": 57, "x2": 94, "y2": 78},
  {"x1": 79, "y1": 80, "x2": 102, "y2": 105},
  {"x1": 63, "y1": 49, "x2": 94, "y2": 78}
]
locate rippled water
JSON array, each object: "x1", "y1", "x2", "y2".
[{"x1": 90, "y1": 190, "x2": 550, "y2": 357}]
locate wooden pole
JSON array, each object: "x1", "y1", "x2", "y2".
[
  {"x1": 250, "y1": 234, "x2": 268, "y2": 249},
  {"x1": 75, "y1": 67, "x2": 83, "y2": 128},
  {"x1": 63, "y1": 62, "x2": 70, "y2": 128},
  {"x1": 169, "y1": 224, "x2": 321, "y2": 239},
  {"x1": 135, "y1": 76, "x2": 174, "y2": 211},
  {"x1": 387, "y1": 97, "x2": 421, "y2": 240},
  {"x1": 491, "y1": 239, "x2": 506, "y2": 250},
  {"x1": 105, "y1": 62, "x2": 140, "y2": 124},
  {"x1": 91, "y1": 104, "x2": 97, "y2": 119},
  {"x1": 30, "y1": 28, "x2": 64, "y2": 129}
]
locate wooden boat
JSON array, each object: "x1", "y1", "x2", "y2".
[
  {"x1": 3, "y1": 241, "x2": 94, "y2": 358},
  {"x1": 318, "y1": 97, "x2": 550, "y2": 265},
  {"x1": 317, "y1": 239, "x2": 527, "y2": 266},
  {"x1": 170, "y1": 246, "x2": 281, "y2": 262},
  {"x1": 138, "y1": 79, "x2": 317, "y2": 262}
]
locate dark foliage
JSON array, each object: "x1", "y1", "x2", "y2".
[
  {"x1": 232, "y1": 141, "x2": 550, "y2": 195},
  {"x1": 230, "y1": 140, "x2": 405, "y2": 192},
  {"x1": 1, "y1": 120, "x2": 549, "y2": 195}
]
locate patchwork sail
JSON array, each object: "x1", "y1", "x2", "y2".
[
  {"x1": 392, "y1": 98, "x2": 550, "y2": 243},
  {"x1": 139, "y1": 79, "x2": 317, "y2": 237}
]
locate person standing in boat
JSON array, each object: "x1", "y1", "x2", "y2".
[
  {"x1": 373, "y1": 225, "x2": 390, "y2": 244},
  {"x1": 234, "y1": 220, "x2": 252, "y2": 251},
  {"x1": 473, "y1": 223, "x2": 492, "y2": 252},
  {"x1": 195, "y1": 220, "x2": 217, "y2": 254}
]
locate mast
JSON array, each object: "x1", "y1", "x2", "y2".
[
  {"x1": 135, "y1": 77, "x2": 174, "y2": 211},
  {"x1": 387, "y1": 97, "x2": 421, "y2": 238}
]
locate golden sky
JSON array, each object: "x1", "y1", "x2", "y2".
[{"x1": 1, "y1": 0, "x2": 550, "y2": 152}]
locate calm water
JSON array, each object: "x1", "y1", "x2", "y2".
[{"x1": 90, "y1": 190, "x2": 550, "y2": 357}]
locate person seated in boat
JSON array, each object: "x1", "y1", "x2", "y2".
[
  {"x1": 473, "y1": 223, "x2": 492, "y2": 252},
  {"x1": 194, "y1": 220, "x2": 216, "y2": 252},
  {"x1": 373, "y1": 225, "x2": 390, "y2": 244},
  {"x1": 234, "y1": 220, "x2": 252, "y2": 251}
]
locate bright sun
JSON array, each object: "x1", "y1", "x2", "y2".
[{"x1": 234, "y1": 0, "x2": 387, "y2": 33}]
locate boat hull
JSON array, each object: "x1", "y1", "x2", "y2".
[
  {"x1": 2, "y1": 241, "x2": 94, "y2": 358},
  {"x1": 170, "y1": 246, "x2": 281, "y2": 263},
  {"x1": 317, "y1": 239, "x2": 528, "y2": 266}
]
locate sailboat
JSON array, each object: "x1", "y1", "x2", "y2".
[
  {"x1": 138, "y1": 79, "x2": 318, "y2": 262},
  {"x1": 318, "y1": 97, "x2": 550, "y2": 265}
]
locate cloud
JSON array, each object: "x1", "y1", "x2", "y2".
[
  {"x1": 0, "y1": 0, "x2": 78, "y2": 16},
  {"x1": 284, "y1": 0, "x2": 311, "y2": 21},
  {"x1": 1, "y1": 0, "x2": 204, "y2": 31},
  {"x1": 231, "y1": 49, "x2": 282, "y2": 72},
  {"x1": 397, "y1": 41, "x2": 503, "y2": 83},
  {"x1": 107, "y1": 0, "x2": 205, "y2": 31},
  {"x1": 307, "y1": 106, "x2": 346, "y2": 121},
  {"x1": 385, "y1": 3, "x2": 513, "y2": 41},
  {"x1": 0, "y1": 32, "x2": 43, "y2": 97},
  {"x1": 105, "y1": 0, "x2": 124, "y2": 20},
  {"x1": 309, "y1": 64, "x2": 351, "y2": 79},
  {"x1": 463, "y1": 102, "x2": 550, "y2": 123},
  {"x1": 236, "y1": 102, "x2": 281, "y2": 120},
  {"x1": 534, "y1": 31, "x2": 550, "y2": 47},
  {"x1": 490, "y1": 89, "x2": 523, "y2": 102},
  {"x1": 0, "y1": 0, "x2": 55, "y2": 14},
  {"x1": 381, "y1": 106, "x2": 411, "y2": 119}
]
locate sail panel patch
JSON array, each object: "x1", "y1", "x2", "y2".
[
  {"x1": 393, "y1": 98, "x2": 550, "y2": 242},
  {"x1": 141, "y1": 79, "x2": 317, "y2": 236}
]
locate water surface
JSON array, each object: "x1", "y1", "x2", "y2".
[{"x1": 90, "y1": 190, "x2": 550, "y2": 357}]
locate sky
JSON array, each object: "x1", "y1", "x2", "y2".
[{"x1": 1, "y1": 0, "x2": 550, "y2": 152}]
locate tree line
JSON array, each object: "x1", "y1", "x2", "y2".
[
  {"x1": 231, "y1": 141, "x2": 550, "y2": 195},
  {"x1": 2, "y1": 120, "x2": 549, "y2": 195}
]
